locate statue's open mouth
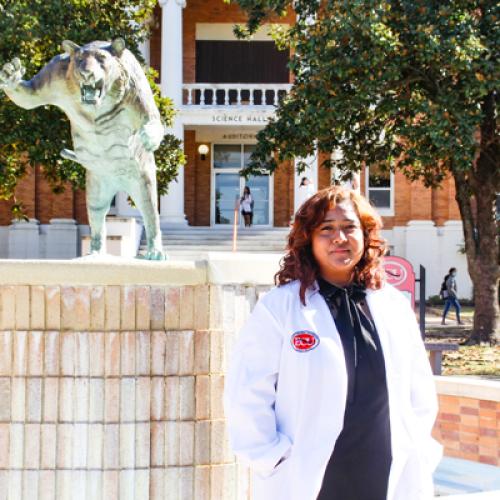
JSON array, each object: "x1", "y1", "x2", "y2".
[{"x1": 80, "y1": 79, "x2": 103, "y2": 104}]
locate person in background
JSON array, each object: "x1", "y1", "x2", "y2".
[
  {"x1": 225, "y1": 185, "x2": 441, "y2": 500},
  {"x1": 441, "y1": 267, "x2": 463, "y2": 325},
  {"x1": 240, "y1": 186, "x2": 254, "y2": 227},
  {"x1": 296, "y1": 176, "x2": 316, "y2": 210}
]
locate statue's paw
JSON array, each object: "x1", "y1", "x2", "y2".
[
  {"x1": 0, "y1": 58, "x2": 25, "y2": 89},
  {"x1": 60, "y1": 148, "x2": 78, "y2": 162},
  {"x1": 139, "y1": 249, "x2": 168, "y2": 261}
]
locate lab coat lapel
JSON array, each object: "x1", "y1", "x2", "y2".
[{"x1": 366, "y1": 288, "x2": 413, "y2": 500}]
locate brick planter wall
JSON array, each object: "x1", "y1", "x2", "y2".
[
  {"x1": 0, "y1": 259, "x2": 275, "y2": 500},
  {"x1": 433, "y1": 378, "x2": 500, "y2": 467}
]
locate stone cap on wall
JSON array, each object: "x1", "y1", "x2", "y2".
[
  {"x1": 435, "y1": 375, "x2": 500, "y2": 402},
  {"x1": 0, "y1": 252, "x2": 282, "y2": 286}
]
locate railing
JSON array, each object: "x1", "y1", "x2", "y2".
[{"x1": 183, "y1": 83, "x2": 292, "y2": 107}]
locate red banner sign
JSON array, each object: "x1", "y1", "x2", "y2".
[{"x1": 383, "y1": 256, "x2": 416, "y2": 309}]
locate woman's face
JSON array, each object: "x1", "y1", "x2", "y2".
[{"x1": 311, "y1": 201, "x2": 365, "y2": 285}]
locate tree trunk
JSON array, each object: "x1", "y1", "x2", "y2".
[{"x1": 453, "y1": 92, "x2": 499, "y2": 345}]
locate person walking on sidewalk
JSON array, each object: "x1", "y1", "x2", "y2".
[{"x1": 441, "y1": 267, "x2": 463, "y2": 325}]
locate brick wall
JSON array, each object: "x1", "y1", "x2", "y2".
[
  {"x1": 0, "y1": 277, "x2": 269, "y2": 499},
  {"x1": 273, "y1": 159, "x2": 294, "y2": 227},
  {"x1": 433, "y1": 393, "x2": 500, "y2": 466}
]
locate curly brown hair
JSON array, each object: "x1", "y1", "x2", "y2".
[{"x1": 275, "y1": 186, "x2": 387, "y2": 304}]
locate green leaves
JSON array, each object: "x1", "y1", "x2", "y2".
[{"x1": 0, "y1": 0, "x2": 182, "y2": 203}]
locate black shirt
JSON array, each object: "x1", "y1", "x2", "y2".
[{"x1": 316, "y1": 278, "x2": 392, "y2": 500}]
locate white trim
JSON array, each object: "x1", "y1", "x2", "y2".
[
  {"x1": 365, "y1": 166, "x2": 395, "y2": 216},
  {"x1": 196, "y1": 23, "x2": 288, "y2": 41}
]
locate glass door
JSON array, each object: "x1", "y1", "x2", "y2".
[{"x1": 212, "y1": 144, "x2": 272, "y2": 226}]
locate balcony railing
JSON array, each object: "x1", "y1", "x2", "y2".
[{"x1": 182, "y1": 83, "x2": 292, "y2": 107}]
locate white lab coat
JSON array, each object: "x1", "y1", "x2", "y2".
[{"x1": 224, "y1": 280, "x2": 442, "y2": 500}]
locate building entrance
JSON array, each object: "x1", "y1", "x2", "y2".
[{"x1": 211, "y1": 144, "x2": 272, "y2": 226}]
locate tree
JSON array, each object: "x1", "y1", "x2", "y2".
[
  {"x1": 0, "y1": 0, "x2": 184, "y2": 216},
  {"x1": 227, "y1": 0, "x2": 499, "y2": 344}
]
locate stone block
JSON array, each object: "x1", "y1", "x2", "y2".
[
  {"x1": 195, "y1": 375, "x2": 210, "y2": 421},
  {"x1": 135, "y1": 286, "x2": 151, "y2": 330},
  {"x1": 210, "y1": 375, "x2": 225, "y2": 420},
  {"x1": 209, "y1": 285, "x2": 223, "y2": 330},
  {"x1": 211, "y1": 464, "x2": 236, "y2": 500},
  {"x1": 90, "y1": 286, "x2": 105, "y2": 331},
  {"x1": 102, "y1": 471, "x2": 119, "y2": 500},
  {"x1": 136, "y1": 331, "x2": 150, "y2": 375},
  {"x1": 135, "y1": 469, "x2": 150, "y2": 500},
  {"x1": 56, "y1": 423, "x2": 73, "y2": 468},
  {"x1": 46, "y1": 218, "x2": 78, "y2": 259},
  {"x1": 165, "y1": 421, "x2": 180, "y2": 466},
  {"x1": 0, "y1": 424, "x2": 9, "y2": 467},
  {"x1": 179, "y1": 421, "x2": 195, "y2": 465},
  {"x1": 87, "y1": 423, "x2": 104, "y2": 469},
  {"x1": 30, "y1": 285, "x2": 45, "y2": 330},
  {"x1": 151, "y1": 422, "x2": 165, "y2": 467},
  {"x1": 165, "y1": 376, "x2": 180, "y2": 421},
  {"x1": 39, "y1": 470, "x2": 56, "y2": 500},
  {"x1": 165, "y1": 332, "x2": 180, "y2": 376},
  {"x1": 150, "y1": 286, "x2": 165, "y2": 330},
  {"x1": 24, "y1": 423, "x2": 40, "y2": 469},
  {"x1": 86, "y1": 471, "x2": 102, "y2": 500},
  {"x1": 194, "y1": 466, "x2": 211, "y2": 500},
  {"x1": 179, "y1": 331, "x2": 194, "y2": 375},
  {"x1": 104, "y1": 379, "x2": 120, "y2": 422},
  {"x1": 75, "y1": 331, "x2": 90, "y2": 376},
  {"x1": 180, "y1": 286, "x2": 195, "y2": 330},
  {"x1": 136, "y1": 377, "x2": 150, "y2": 421},
  {"x1": 0, "y1": 470, "x2": 8, "y2": 500},
  {"x1": 121, "y1": 286, "x2": 136, "y2": 330},
  {"x1": 119, "y1": 422, "x2": 135, "y2": 468},
  {"x1": 15, "y1": 285, "x2": 30, "y2": 330},
  {"x1": 56, "y1": 470, "x2": 72, "y2": 500},
  {"x1": 7, "y1": 471, "x2": 22, "y2": 500},
  {"x1": 40, "y1": 424, "x2": 56, "y2": 469},
  {"x1": 151, "y1": 377, "x2": 165, "y2": 421},
  {"x1": 194, "y1": 285, "x2": 210, "y2": 331},
  {"x1": 103, "y1": 424, "x2": 119, "y2": 469},
  {"x1": 210, "y1": 330, "x2": 224, "y2": 374},
  {"x1": 179, "y1": 376, "x2": 195, "y2": 421},
  {"x1": 151, "y1": 331, "x2": 166, "y2": 376},
  {"x1": 28, "y1": 330, "x2": 44, "y2": 376},
  {"x1": 211, "y1": 420, "x2": 229, "y2": 464},
  {"x1": 45, "y1": 286, "x2": 61, "y2": 330},
  {"x1": 0, "y1": 378, "x2": 10, "y2": 422},
  {"x1": 0, "y1": 286, "x2": 15, "y2": 330},
  {"x1": 150, "y1": 469, "x2": 165, "y2": 500},
  {"x1": 165, "y1": 287, "x2": 180, "y2": 330},
  {"x1": 44, "y1": 331, "x2": 60, "y2": 376},
  {"x1": 135, "y1": 421, "x2": 150, "y2": 468},
  {"x1": 88, "y1": 331, "x2": 105, "y2": 376},
  {"x1": 105, "y1": 331, "x2": 121, "y2": 376},
  {"x1": 120, "y1": 378, "x2": 136, "y2": 422},
  {"x1": 73, "y1": 423, "x2": 89, "y2": 468},
  {"x1": 74, "y1": 378, "x2": 89, "y2": 421},
  {"x1": 105, "y1": 286, "x2": 121, "y2": 331},
  {"x1": 11, "y1": 377, "x2": 26, "y2": 421},
  {"x1": 179, "y1": 466, "x2": 195, "y2": 499},
  {"x1": 89, "y1": 379, "x2": 104, "y2": 422},
  {"x1": 26, "y1": 377, "x2": 42, "y2": 422},
  {"x1": 194, "y1": 330, "x2": 209, "y2": 375},
  {"x1": 43, "y1": 378, "x2": 58, "y2": 422},
  {"x1": 164, "y1": 467, "x2": 180, "y2": 500},
  {"x1": 23, "y1": 470, "x2": 39, "y2": 500},
  {"x1": 61, "y1": 286, "x2": 90, "y2": 331},
  {"x1": 72, "y1": 470, "x2": 88, "y2": 500},
  {"x1": 0, "y1": 332, "x2": 12, "y2": 375},
  {"x1": 13, "y1": 330, "x2": 28, "y2": 376},
  {"x1": 58, "y1": 378, "x2": 74, "y2": 422},
  {"x1": 195, "y1": 421, "x2": 210, "y2": 465},
  {"x1": 121, "y1": 331, "x2": 136, "y2": 376},
  {"x1": 120, "y1": 470, "x2": 135, "y2": 500},
  {"x1": 60, "y1": 332, "x2": 75, "y2": 376}
]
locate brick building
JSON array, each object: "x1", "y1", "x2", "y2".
[{"x1": 0, "y1": 0, "x2": 471, "y2": 297}]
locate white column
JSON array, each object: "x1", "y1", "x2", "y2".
[
  {"x1": 159, "y1": 0, "x2": 187, "y2": 227},
  {"x1": 294, "y1": 152, "x2": 318, "y2": 213}
]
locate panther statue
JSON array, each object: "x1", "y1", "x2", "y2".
[{"x1": 0, "y1": 38, "x2": 166, "y2": 260}]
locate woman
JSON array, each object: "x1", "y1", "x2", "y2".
[
  {"x1": 441, "y1": 267, "x2": 463, "y2": 325},
  {"x1": 225, "y1": 186, "x2": 441, "y2": 500},
  {"x1": 296, "y1": 176, "x2": 316, "y2": 210},
  {"x1": 240, "y1": 186, "x2": 254, "y2": 227}
]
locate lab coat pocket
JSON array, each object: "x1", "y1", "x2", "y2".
[{"x1": 253, "y1": 456, "x2": 292, "y2": 500}]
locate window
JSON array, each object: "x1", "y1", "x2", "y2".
[{"x1": 365, "y1": 166, "x2": 394, "y2": 215}]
